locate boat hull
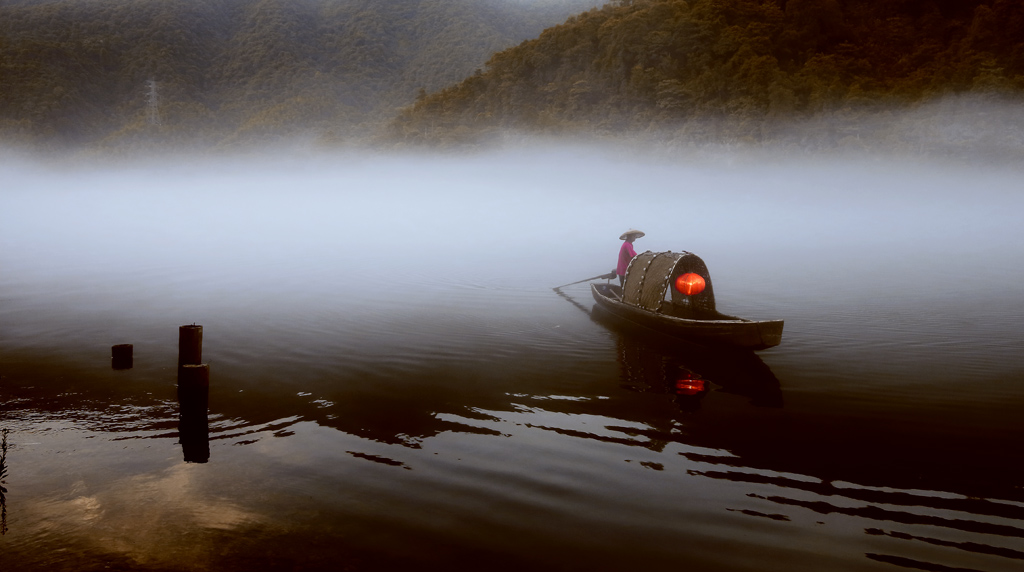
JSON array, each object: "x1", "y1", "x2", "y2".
[{"x1": 591, "y1": 283, "x2": 783, "y2": 350}]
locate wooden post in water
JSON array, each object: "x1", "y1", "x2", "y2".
[
  {"x1": 177, "y1": 325, "x2": 208, "y2": 463},
  {"x1": 178, "y1": 363, "x2": 209, "y2": 391},
  {"x1": 178, "y1": 325, "x2": 203, "y2": 370},
  {"x1": 111, "y1": 344, "x2": 133, "y2": 370}
]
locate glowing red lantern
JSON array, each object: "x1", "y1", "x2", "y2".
[{"x1": 674, "y1": 272, "x2": 706, "y2": 296}]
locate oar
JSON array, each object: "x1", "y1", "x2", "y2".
[{"x1": 552, "y1": 271, "x2": 617, "y2": 291}]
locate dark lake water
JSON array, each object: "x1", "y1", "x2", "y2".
[{"x1": 2, "y1": 148, "x2": 1023, "y2": 571}]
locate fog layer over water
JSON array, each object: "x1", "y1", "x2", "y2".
[
  {"x1": 1, "y1": 146, "x2": 1023, "y2": 571},
  {"x1": 4, "y1": 148, "x2": 1022, "y2": 385},
  {"x1": 5, "y1": 148, "x2": 1021, "y2": 296}
]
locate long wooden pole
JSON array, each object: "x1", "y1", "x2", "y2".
[{"x1": 552, "y1": 271, "x2": 617, "y2": 291}]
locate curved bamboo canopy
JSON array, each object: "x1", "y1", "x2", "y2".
[{"x1": 622, "y1": 251, "x2": 717, "y2": 318}]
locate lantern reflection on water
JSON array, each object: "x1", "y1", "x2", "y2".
[{"x1": 674, "y1": 376, "x2": 706, "y2": 396}]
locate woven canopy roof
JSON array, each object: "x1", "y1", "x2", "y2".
[{"x1": 622, "y1": 251, "x2": 717, "y2": 316}]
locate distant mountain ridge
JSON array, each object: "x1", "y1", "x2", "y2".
[
  {"x1": 391, "y1": 0, "x2": 1024, "y2": 150},
  {"x1": 0, "y1": 0, "x2": 604, "y2": 149}
]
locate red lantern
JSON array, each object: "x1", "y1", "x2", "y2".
[{"x1": 674, "y1": 272, "x2": 706, "y2": 296}]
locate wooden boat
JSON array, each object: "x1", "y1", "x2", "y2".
[{"x1": 590, "y1": 251, "x2": 783, "y2": 350}]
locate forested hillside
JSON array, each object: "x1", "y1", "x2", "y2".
[
  {"x1": 0, "y1": 0, "x2": 603, "y2": 150},
  {"x1": 391, "y1": 0, "x2": 1024, "y2": 152}
]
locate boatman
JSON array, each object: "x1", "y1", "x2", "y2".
[{"x1": 617, "y1": 229, "x2": 644, "y2": 286}]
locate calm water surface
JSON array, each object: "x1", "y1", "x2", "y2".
[{"x1": 1, "y1": 148, "x2": 1023, "y2": 571}]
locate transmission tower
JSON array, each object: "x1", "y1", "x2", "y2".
[{"x1": 146, "y1": 79, "x2": 161, "y2": 126}]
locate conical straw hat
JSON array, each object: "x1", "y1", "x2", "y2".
[{"x1": 619, "y1": 229, "x2": 645, "y2": 240}]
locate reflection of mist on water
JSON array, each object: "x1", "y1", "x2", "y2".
[{"x1": 12, "y1": 456, "x2": 264, "y2": 570}]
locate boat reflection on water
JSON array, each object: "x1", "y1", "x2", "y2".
[
  {"x1": 604, "y1": 305, "x2": 783, "y2": 413},
  {"x1": 584, "y1": 299, "x2": 1024, "y2": 572},
  {"x1": 556, "y1": 285, "x2": 783, "y2": 413}
]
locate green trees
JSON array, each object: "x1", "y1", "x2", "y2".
[
  {"x1": 4, "y1": 0, "x2": 1021, "y2": 150},
  {"x1": 392, "y1": 0, "x2": 1024, "y2": 147},
  {"x1": 0, "y1": 0, "x2": 604, "y2": 149}
]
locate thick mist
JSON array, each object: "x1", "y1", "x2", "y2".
[
  {"x1": 3, "y1": 144, "x2": 1023, "y2": 381},
  {"x1": 3, "y1": 145, "x2": 1021, "y2": 304}
]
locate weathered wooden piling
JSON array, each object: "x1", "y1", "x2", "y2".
[
  {"x1": 177, "y1": 325, "x2": 208, "y2": 463},
  {"x1": 111, "y1": 344, "x2": 133, "y2": 370},
  {"x1": 178, "y1": 363, "x2": 209, "y2": 390},
  {"x1": 178, "y1": 325, "x2": 203, "y2": 368}
]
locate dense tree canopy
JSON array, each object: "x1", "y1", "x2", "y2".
[
  {"x1": 391, "y1": 0, "x2": 1024, "y2": 149},
  {"x1": 4, "y1": 0, "x2": 1021, "y2": 153},
  {"x1": 0, "y1": 0, "x2": 603, "y2": 149}
]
